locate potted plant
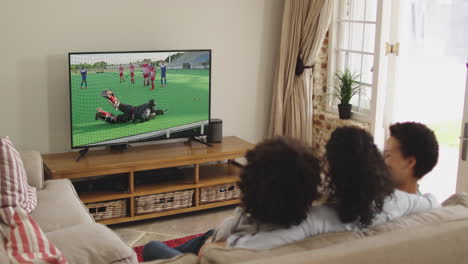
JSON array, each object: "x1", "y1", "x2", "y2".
[{"x1": 330, "y1": 69, "x2": 361, "y2": 119}]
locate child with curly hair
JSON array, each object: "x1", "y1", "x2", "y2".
[{"x1": 142, "y1": 137, "x2": 322, "y2": 261}]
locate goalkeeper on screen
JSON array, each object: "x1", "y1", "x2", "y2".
[{"x1": 95, "y1": 90, "x2": 165, "y2": 124}]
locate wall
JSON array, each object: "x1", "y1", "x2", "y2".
[
  {"x1": 312, "y1": 34, "x2": 370, "y2": 157},
  {"x1": 0, "y1": 0, "x2": 284, "y2": 153}
]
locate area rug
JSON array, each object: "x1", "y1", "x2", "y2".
[{"x1": 133, "y1": 233, "x2": 203, "y2": 262}]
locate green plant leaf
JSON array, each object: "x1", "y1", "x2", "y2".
[{"x1": 329, "y1": 68, "x2": 362, "y2": 105}]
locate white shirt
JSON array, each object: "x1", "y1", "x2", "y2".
[{"x1": 225, "y1": 190, "x2": 439, "y2": 250}]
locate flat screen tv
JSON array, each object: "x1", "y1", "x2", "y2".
[{"x1": 68, "y1": 50, "x2": 211, "y2": 149}]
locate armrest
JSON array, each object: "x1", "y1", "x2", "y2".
[{"x1": 20, "y1": 151, "x2": 45, "y2": 190}]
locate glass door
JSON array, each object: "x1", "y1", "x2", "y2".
[{"x1": 385, "y1": 0, "x2": 468, "y2": 201}]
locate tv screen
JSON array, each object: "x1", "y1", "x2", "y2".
[{"x1": 69, "y1": 50, "x2": 211, "y2": 149}]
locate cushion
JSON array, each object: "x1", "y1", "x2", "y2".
[
  {"x1": 238, "y1": 220, "x2": 468, "y2": 264},
  {"x1": 0, "y1": 137, "x2": 37, "y2": 213},
  {"x1": 442, "y1": 192, "x2": 468, "y2": 207},
  {"x1": 0, "y1": 235, "x2": 9, "y2": 264},
  {"x1": 0, "y1": 206, "x2": 68, "y2": 264},
  {"x1": 20, "y1": 151, "x2": 45, "y2": 190},
  {"x1": 45, "y1": 223, "x2": 137, "y2": 264},
  {"x1": 142, "y1": 254, "x2": 198, "y2": 264},
  {"x1": 201, "y1": 231, "x2": 363, "y2": 264},
  {"x1": 30, "y1": 179, "x2": 94, "y2": 232}
]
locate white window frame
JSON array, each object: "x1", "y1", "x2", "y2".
[{"x1": 326, "y1": 0, "x2": 379, "y2": 123}]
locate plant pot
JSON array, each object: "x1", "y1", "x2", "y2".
[{"x1": 338, "y1": 104, "x2": 352, "y2": 119}]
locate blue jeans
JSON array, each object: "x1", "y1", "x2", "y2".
[{"x1": 142, "y1": 229, "x2": 214, "y2": 261}]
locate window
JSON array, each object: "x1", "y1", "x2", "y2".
[{"x1": 328, "y1": 0, "x2": 378, "y2": 120}]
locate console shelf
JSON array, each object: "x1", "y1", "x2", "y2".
[{"x1": 42, "y1": 136, "x2": 253, "y2": 225}]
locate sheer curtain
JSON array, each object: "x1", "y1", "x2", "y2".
[{"x1": 269, "y1": 0, "x2": 334, "y2": 144}]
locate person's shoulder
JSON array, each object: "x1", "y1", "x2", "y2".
[
  {"x1": 421, "y1": 192, "x2": 440, "y2": 207},
  {"x1": 389, "y1": 189, "x2": 440, "y2": 210}
]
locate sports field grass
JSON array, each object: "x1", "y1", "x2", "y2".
[{"x1": 70, "y1": 69, "x2": 209, "y2": 147}]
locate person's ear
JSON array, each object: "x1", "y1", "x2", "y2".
[{"x1": 406, "y1": 156, "x2": 416, "y2": 170}]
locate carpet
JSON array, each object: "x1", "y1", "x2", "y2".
[{"x1": 133, "y1": 233, "x2": 203, "y2": 262}]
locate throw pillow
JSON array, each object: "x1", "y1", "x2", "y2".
[
  {"x1": 0, "y1": 136, "x2": 37, "y2": 213},
  {"x1": 0, "y1": 206, "x2": 68, "y2": 264}
]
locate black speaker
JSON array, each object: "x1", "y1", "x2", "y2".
[{"x1": 207, "y1": 118, "x2": 222, "y2": 143}]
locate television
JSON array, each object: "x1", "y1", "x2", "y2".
[{"x1": 68, "y1": 50, "x2": 211, "y2": 149}]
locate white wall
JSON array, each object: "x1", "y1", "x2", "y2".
[{"x1": 0, "y1": 0, "x2": 284, "y2": 153}]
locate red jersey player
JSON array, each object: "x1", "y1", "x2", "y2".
[
  {"x1": 142, "y1": 59, "x2": 150, "y2": 86},
  {"x1": 149, "y1": 64, "x2": 156, "y2": 90},
  {"x1": 129, "y1": 63, "x2": 135, "y2": 84},
  {"x1": 119, "y1": 65, "x2": 125, "y2": 83}
]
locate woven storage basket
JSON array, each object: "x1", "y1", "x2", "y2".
[
  {"x1": 200, "y1": 182, "x2": 240, "y2": 204},
  {"x1": 87, "y1": 199, "x2": 128, "y2": 220},
  {"x1": 135, "y1": 189, "x2": 194, "y2": 215}
]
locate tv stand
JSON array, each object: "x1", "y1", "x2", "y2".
[
  {"x1": 75, "y1": 148, "x2": 89, "y2": 162},
  {"x1": 42, "y1": 136, "x2": 253, "y2": 225},
  {"x1": 185, "y1": 136, "x2": 213, "y2": 147}
]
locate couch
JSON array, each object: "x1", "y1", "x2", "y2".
[
  {"x1": 0, "y1": 151, "x2": 138, "y2": 264},
  {"x1": 3, "y1": 151, "x2": 468, "y2": 264}
]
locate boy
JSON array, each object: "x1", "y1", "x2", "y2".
[
  {"x1": 383, "y1": 122, "x2": 439, "y2": 194},
  {"x1": 80, "y1": 66, "x2": 87, "y2": 89}
]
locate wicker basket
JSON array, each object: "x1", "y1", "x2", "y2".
[
  {"x1": 86, "y1": 199, "x2": 128, "y2": 220},
  {"x1": 135, "y1": 189, "x2": 194, "y2": 215},
  {"x1": 200, "y1": 182, "x2": 240, "y2": 204}
]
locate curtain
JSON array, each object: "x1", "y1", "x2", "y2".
[{"x1": 269, "y1": 0, "x2": 334, "y2": 144}]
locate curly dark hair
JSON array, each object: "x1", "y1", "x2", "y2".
[
  {"x1": 238, "y1": 137, "x2": 322, "y2": 228},
  {"x1": 389, "y1": 122, "x2": 439, "y2": 179},
  {"x1": 325, "y1": 126, "x2": 394, "y2": 227}
]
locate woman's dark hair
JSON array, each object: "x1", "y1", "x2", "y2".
[
  {"x1": 238, "y1": 137, "x2": 322, "y2": 228},
  {"x1": 389, "y1": 122, "x2": 439, "y2": 179},
  {"x1": 325, "y1": 126, "x2": 394, "y2": 227}
]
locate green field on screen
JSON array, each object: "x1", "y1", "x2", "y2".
[{"x1": 70, "y1": 69, "x2": 209, "y2": 147}]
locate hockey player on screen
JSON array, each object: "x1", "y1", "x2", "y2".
[
  {"x1": 80, "y1": 66, "x2": 88, "y2": 89},
  {"x1": 95, "y1": 89, "x2": 165, "y2": 124},
  {"x1": 129, "y1": 63, "x2": 135, "y2": 84},
  {"x1": 149, "y1": 63, "x2": 156, "y2": 90},
  {"x1": 119, "y1": 65, "x2": 125, "y2": 83},
  {"x1": 159, "y1": 60, "x2": 167, "y2": 87},
  {"x1": 142, "y1": 59, "x2": 150, "y2": 86}
]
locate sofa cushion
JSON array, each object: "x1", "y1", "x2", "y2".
[
  {"x1": 0, "y1": 238, "x2": 8, "y2": 264},
  {"x1": 142, "y1": 254, "x2": 199, "y2": 264},
  {"x1": 238, "y1": 220, "x2": 468, "y2": 264},
  {"x1": 0, "y1": 206, "x2": 67, "y2": 264},
  {"x1": 46, "y1": 223, "x2": 137, "y2": 264},
  {"x1": 20, "y1": 150, "x2": 45, "y2": 190},
  {"x1": 442, "y1": 192, "x2": 468, "y2": 207},
  {"x1": 30, "y1": 179, "x2": 94, "y2": 232},
  {"x1": 201, "y1": 231, "x2": 363, "y2": 264},
  {"x1": 0, "y1": 136, "x2": 37, "y2": 213}
]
